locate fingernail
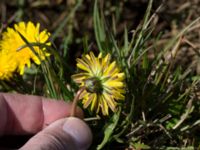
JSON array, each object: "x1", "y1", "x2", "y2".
[{"x1": 63, "y1": 117, "x2": 92, "y2": 150}]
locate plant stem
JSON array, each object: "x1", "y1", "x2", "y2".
[{"x1": 71, "y1": 86, "x2": 85, "y2": 117}]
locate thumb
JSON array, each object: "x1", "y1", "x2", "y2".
[{"x1": 20, "y1": 117, "x2": 92, "y2": 150}]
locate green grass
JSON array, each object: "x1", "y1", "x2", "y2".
[{"x1": 1, "y1": 0, "x2": 200, "y2": 149}]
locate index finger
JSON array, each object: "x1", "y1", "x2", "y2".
[{"x1": 0, "y1": 93, "x2": 83, "y2": 135}]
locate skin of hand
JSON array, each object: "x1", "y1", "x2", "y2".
[{"x1": 0, "y1": 93, "x2": 92, "y2": 150}]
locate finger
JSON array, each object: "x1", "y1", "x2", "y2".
[
  {"x1": 20, "y1": 117, "x2": 92, "y2": 150},
  {"x1": 0, "y1": 93, "x2": 83, "y2": 135}
]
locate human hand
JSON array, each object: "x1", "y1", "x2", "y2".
[{"x1": 0, "y1": 93, "x2": 92, "y2": 150}]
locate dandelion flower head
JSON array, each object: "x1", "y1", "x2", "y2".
[
  {"x1": 0, "y1": 52, "x2": 17, "y2": 80},
  {"x1": 72, "y1": 52, "x2": 126, "y2": 116},
  {"x1": 0, "y1": 21, "x2": 51, "y2": 75}
]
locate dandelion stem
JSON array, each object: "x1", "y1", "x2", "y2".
[{"x1": 71, "y1": 86, "x2": 85, "y2": 117}]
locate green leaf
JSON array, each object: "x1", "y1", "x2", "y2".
[
  {"x1": 93, "y1": 0, "x2": 106, "y2": 52},
  {"x1": 97, "y1": 108, "x2": 121, "y2": 150}
]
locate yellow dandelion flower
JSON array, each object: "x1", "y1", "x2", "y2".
[
  {"x1": 0, "y1": 52, "x2": 17, "y2": 80},
  {"x1": 0, "y1": 21, "x2": 51, "y2": 75},
  {"x1": 72, "y1": 52, "x2": 126, "y2": 116}
]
